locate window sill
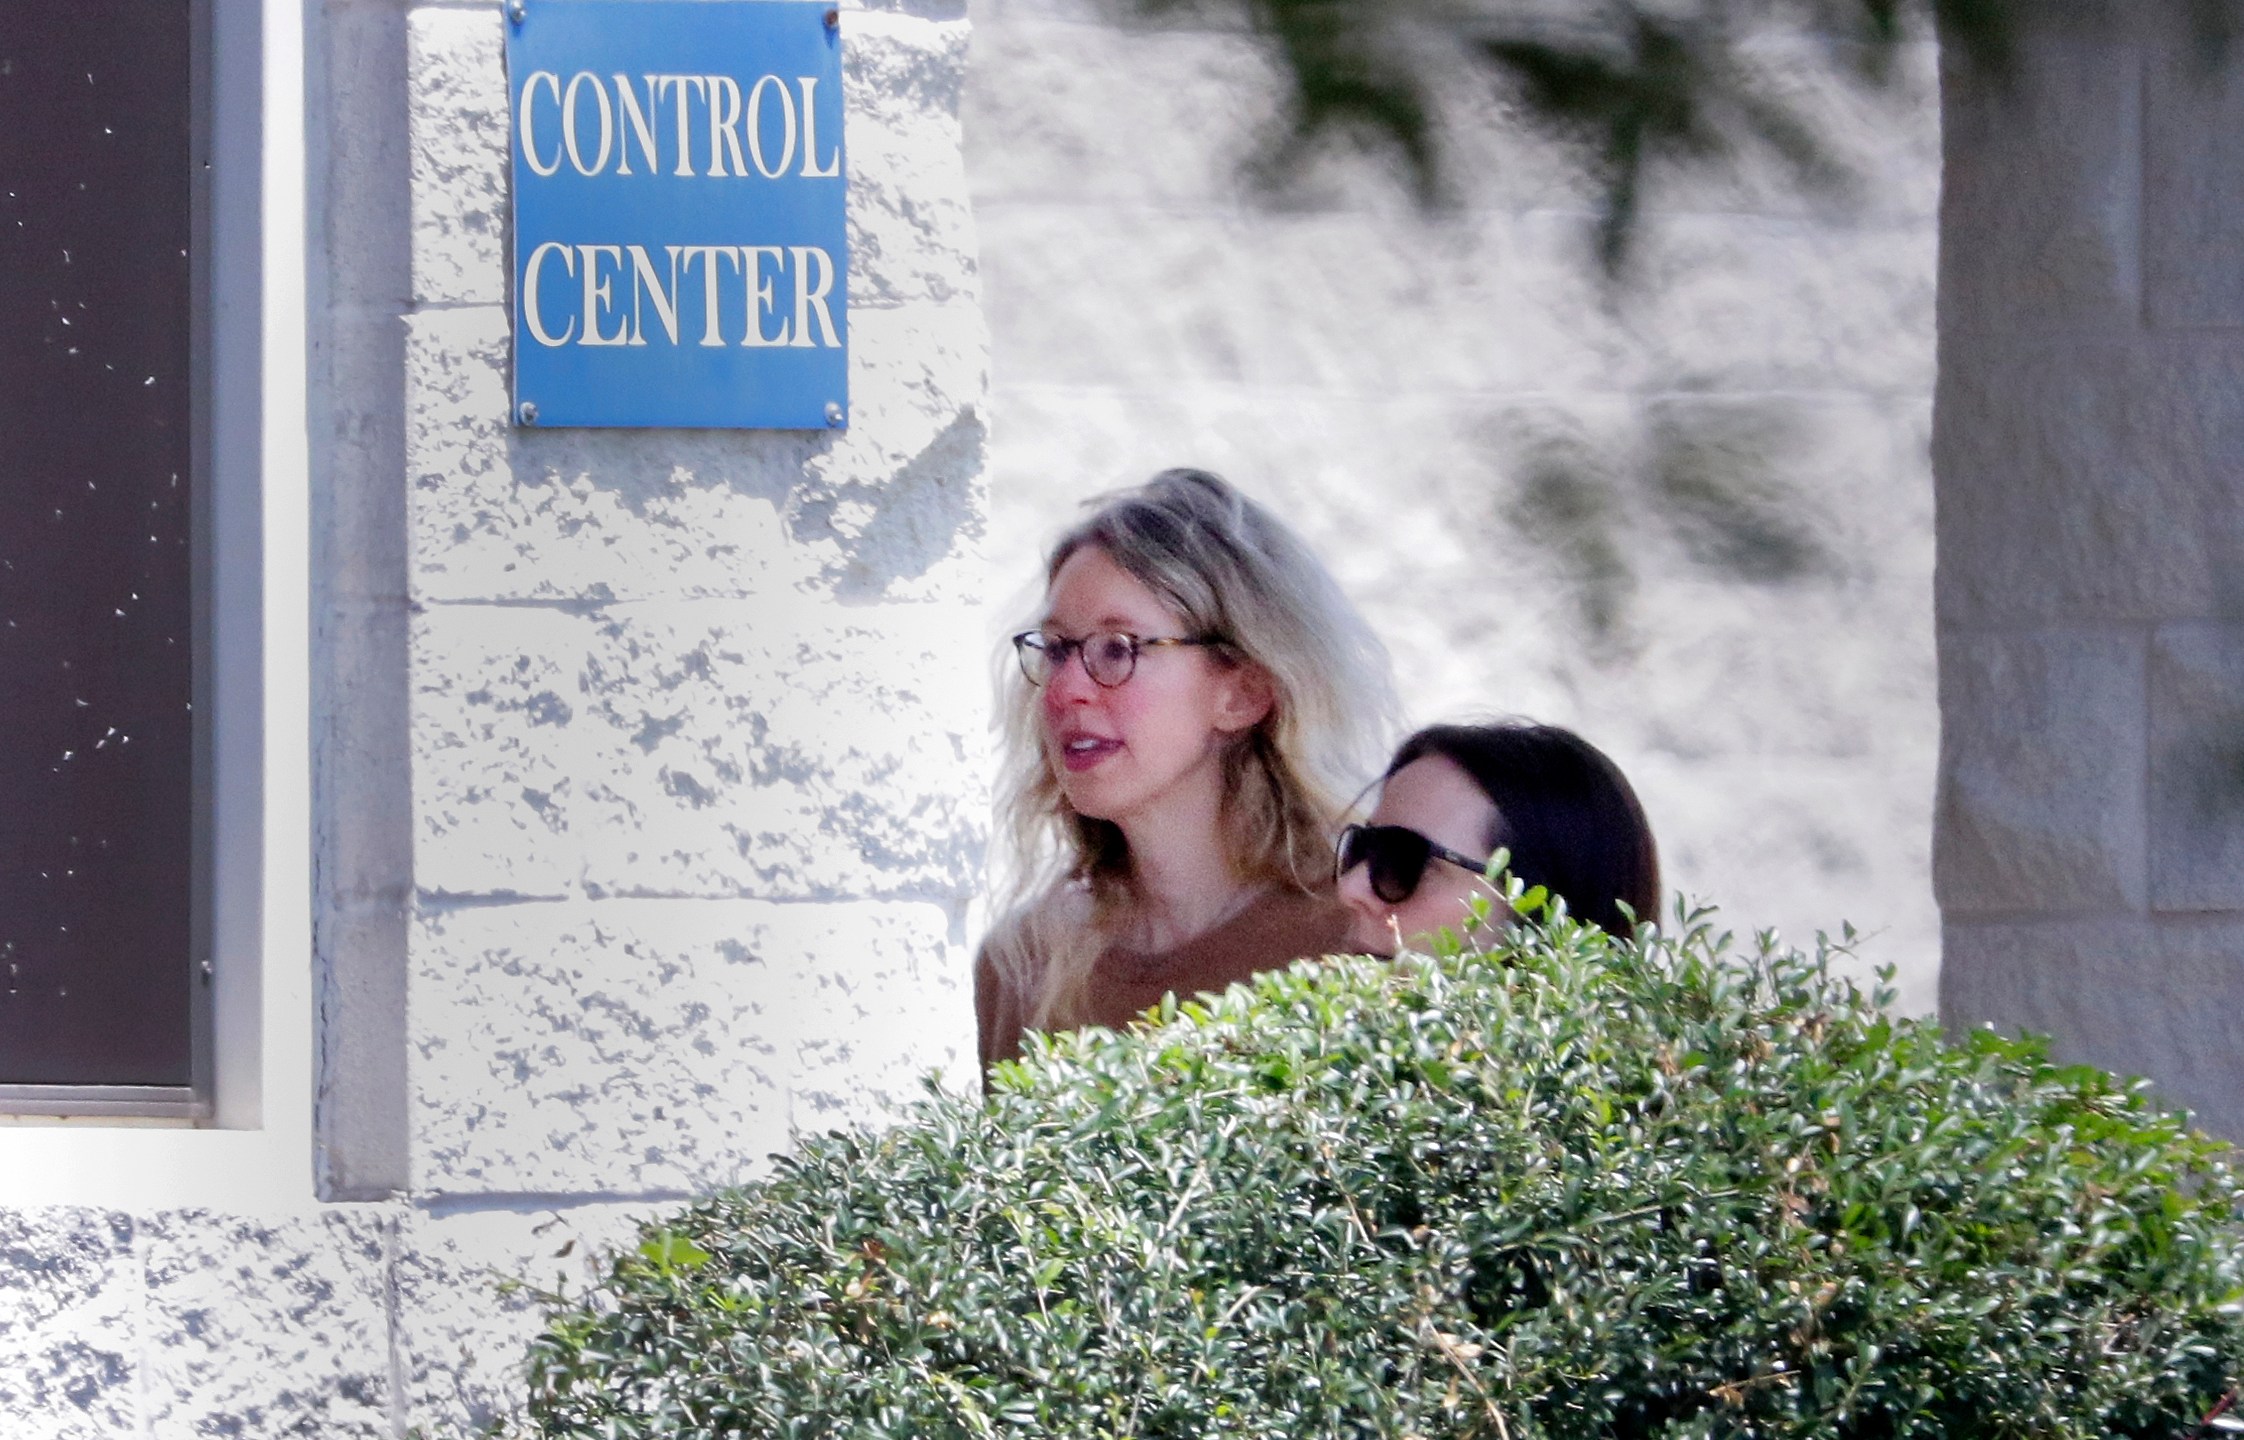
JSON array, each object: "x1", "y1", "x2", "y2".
[{"x1": 0, "y1": 1086, "x2": 210, "y2": 1123}]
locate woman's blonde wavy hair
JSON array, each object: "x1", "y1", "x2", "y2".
[{"x1": 985, "y1": 469, "x2": 1397, "y2": 1031}]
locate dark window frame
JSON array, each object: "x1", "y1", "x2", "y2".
[{"x1": 0, "y1": 0, "x2": 217, "y2": 1120}]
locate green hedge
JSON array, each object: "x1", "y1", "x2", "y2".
[{"x1": 512, "y1": 902, "x2": 2244, "y2": 1437}]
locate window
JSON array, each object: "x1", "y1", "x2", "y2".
[{"x1": 0, "y1": 0, "x2": 208, "y2": 1115}]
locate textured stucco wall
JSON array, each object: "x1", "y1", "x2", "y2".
[
  {"x1": 1935, "y1": 0, "x2": 2244, "y2": 1136},
  {"x1": 965, "y1": 1, "x2": 1943, "y2": 1010},
  {"x1": 0, "y1": 1, "x2": 989, "y2": 1433}
]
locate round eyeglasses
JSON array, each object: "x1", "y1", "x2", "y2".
[{"x1": 1011, "y1": 630, "x2": 1223, "y2": 688}]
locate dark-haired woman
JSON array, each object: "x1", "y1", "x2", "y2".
[{"x1": 1334, "y1": 721, "x2": 1660, "y2": 954}]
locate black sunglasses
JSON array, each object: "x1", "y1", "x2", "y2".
[{"x1": 1335, "y1": 823, "x2": 1493, "y2": 905}]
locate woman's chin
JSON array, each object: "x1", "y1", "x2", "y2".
[
  {"x1": 1343, "y1": 920, "x2": 1399, "y2": 958},
  {"x1": 1056, "y1": 781, "x2": 1116, "y2": 824}
]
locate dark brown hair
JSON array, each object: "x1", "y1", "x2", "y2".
[{"x1": 1387, "y1": 722, "x2": 1660, "y2": 937}]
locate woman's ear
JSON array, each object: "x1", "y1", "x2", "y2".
[{"x1": 1212, "y1": 662, "x2": 1276, "y2": 734}]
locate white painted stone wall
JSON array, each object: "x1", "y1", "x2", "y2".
[
  {"x1": 0, "y1": 0, "x2": 989, "y2": 1433},
  {"x1": 1935, "y1": 0, "x2": 2244, "y2": 1137},
  {"x1": 965, "y1": 1, "x2": 1944, "y2": 1010}
]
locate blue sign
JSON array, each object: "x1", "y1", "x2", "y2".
[{"x1": 506, "y1": 0, "x2": 846, "y2": 429}]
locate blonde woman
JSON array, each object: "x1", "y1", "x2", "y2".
[{"x1": 977, "y1": 469, "x2": 1396, "y2": 1082}]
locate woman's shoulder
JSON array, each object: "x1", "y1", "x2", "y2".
[
  {"x1": 979, "y1": 881, "x2": 1095, "y2": 980},
  {"x1": 977, "y1": 884, "x2": 1087, "y2": 1078}
]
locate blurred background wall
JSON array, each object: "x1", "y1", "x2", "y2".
[{"x1": 963, "y1": 0, "x2": 1946, "y2": 1009}]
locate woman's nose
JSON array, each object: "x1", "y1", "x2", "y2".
[
  {"x1": 1041, "y1": 651, "x2": 1101, "y2": 706},
  {"x1": 1335, "y1": 858, "x2": 1381, "y2": 918},
  {"x1": 1337, "y1": 862, "x2": 1401, "y2": 956}
]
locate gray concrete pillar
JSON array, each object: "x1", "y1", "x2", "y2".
[{"x1": 1935, "y1": 0, "x2": 2244, "y2": 1133}]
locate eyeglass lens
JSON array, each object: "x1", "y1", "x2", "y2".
[
  {"x1": 1339, "y1": 824, "x2": 1434, "y2": 905},
  {"x1": 1017, "y1": 632, "x2": 1140, "y2": 688}
]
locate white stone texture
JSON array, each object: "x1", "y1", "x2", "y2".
[
  {"x1": 775, "y1": 906, "x2": 977, "y2": 1125},
  {"x1": 393, "y1": 1203, "x2": 655, "y2": 1435},
  {"x1": 409, "y1": 599, "x2": 984, "y2": 901},
  {"x1": 409, "y1": 898, "x2": 967, "y2": 1195},
  {"x1": 0, "y1": 1208, "x2": 411, "y2": 1439},
  {"x1": 138, "y1": 1210, "x2": 394, "y2": 1439},
  {"x1": 1711, "y1": 30, "x2": 1944, "y2": 227},
  {"x1": 407, "y1": 7, "x2": 509, "y2": 309},
  {"x1": 0, "y1": 1210, "x2": 138, "y2": 1439},
  {"x1": 403, "y1": 304, "x2": 988, "y2": 608},
  {"x1": 408, "y1": 603, "x2": 582, "y2": 900},
  {"x1": 844, "y1": 13, "x2": 981, "y2": 306},
  {"x1": 963, "y1": 17, "x2": 1286, "y2": 210},
  {"x1": 966, "y1": 4, "x2": 1942, "y2": 1005},
  {"x1": 1632, "y1": 216, "x2": 1936, "y2": 394},
  {"x1": 1, "y1": 1195, "x2": 994, "y2": 1439},
  {"x1": 965, "y1": 9, "x2": 1939, "y2": 223}
]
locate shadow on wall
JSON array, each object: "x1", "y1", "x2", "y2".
[
  {"x1": 1497, "y1": 401, "x2": 1836, "y2": 649},
  {"x1": 407, "y1": 310, "x2": 988, "y2": 607}
]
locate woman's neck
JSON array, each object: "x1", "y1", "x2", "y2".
[{"x1": 1116, "y1": 813, "x2": 1262, "y2": 954}]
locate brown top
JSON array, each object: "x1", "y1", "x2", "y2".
[{"x1": 975, "y1": 886, "x2": 1352, "y2": 1083}]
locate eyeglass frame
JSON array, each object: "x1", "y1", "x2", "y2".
[
  {"x1": 1334, "y1": 822, "x2": 1494, "y2": 905},
  {"x1": 1010, "y1": 629, "x2": 1227, "y2": 689}
]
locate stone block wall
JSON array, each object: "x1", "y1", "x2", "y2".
[
  {"x1": 0, "y1": 1, "x2": 990, "y2": 1433},
  {"x1": 1935, "y1": 0, "x2": 2244, "y2": 1135},
  {"x1": 963, "y1": 0, "x2": 1946, "y2": 1010}
]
